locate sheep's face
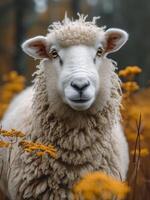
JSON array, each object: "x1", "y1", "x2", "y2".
[
  {"x1": 22, "y1": 23, "x2": 128, "y2": 111},
  {"x1": 48, "y1": 45, "x2": 101, "y2": 110}
]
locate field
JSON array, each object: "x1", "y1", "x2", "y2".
[{"x1": 0, "y1": 66, "x2": 150, "y2": 200}]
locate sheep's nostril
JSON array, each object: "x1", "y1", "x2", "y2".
[{"x1": 71, "y1": 81, "x2": 90, "y2": 92}]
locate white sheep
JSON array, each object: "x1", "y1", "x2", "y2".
[{"x1": 0, "y1": 14, "x2": 129, "y2": 200}]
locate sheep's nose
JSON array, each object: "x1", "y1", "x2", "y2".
[{"x1": 71, "y1": 80, "x2": 90, "y2": 92}]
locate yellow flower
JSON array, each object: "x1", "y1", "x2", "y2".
[
  {"x1": 126, "y1": 133, "x2": 144, "y2": 142},
  {"x1": 119, "y1": 66, "x2": 142, "y2": 77},
  {"x1": 3, "y1": 71, "x2": 25, "y2": 83},
  {"x1": 0, "y1": 103, "x2": 8, "y2": 119},
  {"x1": 131, "y1": 148, "x2": 149, "y2": 157},
  {"x1": 0, "y1": 140, "x2": 10, "y2": 148},
  {"x1": 122, "y1": 82, "x2": 139, "y2": 93},
  {"x1": 73, "y1": 171, "x2": 130, "y2": 200},
  {"x1": 0, "y1": 71, "x2": 25, "y2": 119},
  {"x1": 36, "y1": 152, "x2": 45, "y2": 156},
  {"x1": 19, "y1": 140, "x2": 57, "y2": 158},
  {"x1": 0, "y1": 128, "x2": 25, "y2": 138}
]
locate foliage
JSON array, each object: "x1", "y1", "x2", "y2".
[
  {"x1": 0, "y1": 126, "x2": 25, "y2": 149},
  {"x1": 72, "y1": 65, "x2": 150, "y2": 200},
  {"x1": 0, "y1": 127, "x2": 25, "y2": 138},
  {"x1": 0, "y1": 71, "x2": 25, "y2": 119},
  {"x1": 119, "y1": 66, "x2": 150, "y2": 200},
  {"x1": 73, "y1": 171, "x2": 130, "y2": 200},
  {"x1": 0, "y1": 140, "x2": 10, "y2": 148},
  {"x1": 0, "y1": 127, "x2": 57, "y2": 159},
  {"x1": 19, "y1": 140, "x2": 57, "y2": 158}
]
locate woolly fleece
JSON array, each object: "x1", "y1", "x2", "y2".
[{"x1": 0, "y1": 15, "x2": 129, "y2": 200}]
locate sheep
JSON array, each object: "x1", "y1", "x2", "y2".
[{"x1": 0, "y1": 14, "x2": 129, "y2": 200}]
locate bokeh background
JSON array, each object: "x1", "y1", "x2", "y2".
[
  {"x1": 0, "y1": 1, "x2": 150, "y2": 200},
  {"x1": 0, "y1": 0, "x2": 150, "y2": 86}
]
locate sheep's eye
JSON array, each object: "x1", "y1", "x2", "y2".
[
  {"x1": 97, "y1": 47, "x2": 104, "y2": 57},
  {"x1": 50, "y1": 49, "x2": 58, "y2": 59}
]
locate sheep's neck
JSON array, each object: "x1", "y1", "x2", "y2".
[
  {"x1": 31, "y1": 68, "x2": 120, "y2": 166},
  {"x1": 31, "y1": 109, "x2": 113, "y2": 171},
  {"x1": 18, "y1": 66, "x2": 122, "y2": 199}
]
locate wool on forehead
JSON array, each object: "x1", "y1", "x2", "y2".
[{"x1": 47, "y1": 14, "x2": 106, "y2": 47}]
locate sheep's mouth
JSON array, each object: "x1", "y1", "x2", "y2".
[
  {"x1": 69, "y1": 98, "x2": 90, "y2": 103},
  {"x1": 67, "y1": 97, "x2": 94, "y2": 110}
]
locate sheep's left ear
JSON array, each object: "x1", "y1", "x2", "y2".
[
  {"x1": 104, "y1": 28, "x2": 128, "y2": 54},
  {"x1": 21, "y1": 36, "x2": 49, "y2": 59}
]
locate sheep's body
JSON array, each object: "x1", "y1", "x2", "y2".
[{"x1": 0, "y1": 15, "x2": 129, "y2": 200}]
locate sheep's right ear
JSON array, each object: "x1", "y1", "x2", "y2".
[
  {"x1": 21, "y1": 36, "x2": 49, "y2": 59},
  {"x1": 104, "y1": 29, "x2": 128, "y2": 54}
]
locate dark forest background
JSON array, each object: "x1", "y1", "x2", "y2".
[{"x1": 0, "y1": 0, "x2": 149, "y2": 86}]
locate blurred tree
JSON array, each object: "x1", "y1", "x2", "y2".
[
  {"x1": 0, "y1": 0, "x2": 150, "y2": 86},
  {"x1": 83, "y1": 0, "x2": 150, "y2": 87},
  {"x1": 13, "y1": 0, "x2": 34, "y2": 74},
  {"x1": 120, "y1": 0, "x2": 150, "y2": 86},
  {"x1": 70, "y1": 0, "x2": 80, "y2": 17}
]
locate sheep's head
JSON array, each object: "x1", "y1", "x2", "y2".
[{"x1": 22, "y1": 15, "x2": 128, "y2": 111}]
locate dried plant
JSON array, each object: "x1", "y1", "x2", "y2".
[
  {"x1": 19, "y1": 140, "x2": 57, "y2": 158},
  {"x1": 0, "y1": 127, "x2": 25, "y2": 138},
  {"x1": 73, "y1": 171, "x2": 130, "y2": 200}
]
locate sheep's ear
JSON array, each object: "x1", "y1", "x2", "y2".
[
  {"x1": 21, "y1": 36, "x2": 49, "y2": 59},
  {"x1": 104, "y1": 28, "x2": 128, "y2": 54}
]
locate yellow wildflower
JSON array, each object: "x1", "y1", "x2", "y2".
[
  {"x1": 122, "y1": 82, "x2": 139, "y2": 93},
  {"x1": 131, "y1": 148, "x2": 149, "y2": 157},
  {"x1": 0, "y1": 128, "x2": 25, "y2": 138},
  {"x1": 0, "y1": 140, "x2": 10, "y2": 148},
  {"x1": 19, "y1": 140, "x2": 57, "y2": 158},
  {"x1": 0, "y1": 103, "x2": 8, "y2": 119},
  {"x1": 3, "y1": 71, "x2": 25, "y2": 83},
  {"x1": 73, "y1": 171, "x2": 130, "y2": 200},
  {"x1": 0, "y1": 71, "x2": 25, "y2": 119},
  {"x1": 36, "y1": 152, "x2": 45, "y2": 156},
  {"x1": 119, "y1": 66, "x2": 142, "y2": 77},
  {"x1": 126, "y1": 133, "x2": 144, "y2": 142}
]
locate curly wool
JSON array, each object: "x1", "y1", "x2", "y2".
[
  {"x1": 0, "y1": 59, "x2": 128, "y2": 200},
  {"x1": 0, "y1": 16, "x2": 129, "y2": 200},
  {"x1": 47, "y1": 14, "x2": 105, "y2": 47},
  {"x1": 3, "y1": 60, "x2": 126, "y2": 200}
]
